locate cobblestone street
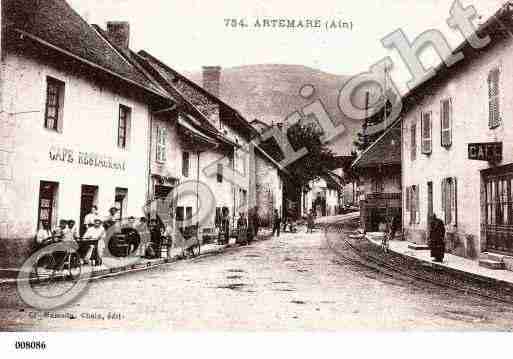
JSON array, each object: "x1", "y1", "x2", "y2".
[{"x1": 2, "y1": 215, "x2": 513, "y2": 331}]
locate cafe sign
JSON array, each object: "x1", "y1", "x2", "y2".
[
  {"x1": 468, "y1": 142, "x2": 502, "y2": 163},
  {"x1": 49, "y1": 146, "x2": 126, "y2": 171}
]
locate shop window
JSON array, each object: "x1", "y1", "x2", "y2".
[
  {"x1": 441, "y1": 177, "x2": 457, "y2": 226},
  {"x1": 182, "y1": 151, "x2": 190, "y2": 177},
  {"x1": 37, "y1": 181, "x2": 59, "y2": 229},
  {"x1": 488, "y1": 67, "x2": 501, "y2": 129},
  {"x1": 156, "y1": 126, "x2": 167, "y2": 163},
  {"x1": 440, "y1": 98, "x2": 452, "y2": 147},
  {"x1": 44, "y1": 77, "x2": 65, "y2": 132},
  {"x1": 115, "y1": 187, "x2": 128, "y2": 220},
  {"x1": 217, "y1": 163, "x2": 223, "y2": 183},
  {"x1": 421, "y1": 111, "x2": 432, "y2": 154},
  {"x1": 485, "y1": 177, "x2": 512, "y2": 227},
  {"x1": 410, "y1": 123, "x2": 417, "y2": 161},
  {"x1": 118, "y1": 105, "x2": 131, "y2": 149}
]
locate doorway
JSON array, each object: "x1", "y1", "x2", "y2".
[{"x1": 79, "y1": 185, "x2": 98, "y2": 236}]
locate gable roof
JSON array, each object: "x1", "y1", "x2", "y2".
[
  {"x1": 4, "y1": 0, "x2": 169, "y2": 99},
  {"x1": 352, "y1": 120, "x2": 401, "y2": 169},
  {"x1": 137, "y1": 50, "x2": 258, "y2": 140}
]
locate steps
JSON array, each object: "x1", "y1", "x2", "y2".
[
  {"x1": 479, "y1": 252, "x2": 506, "y2": 270},
  {"x1": 478, "y1": 259, "x2": 505, "y2": 270},
  {"x1": 407, "y1": 243, "x2": 430, "y2": 250}
]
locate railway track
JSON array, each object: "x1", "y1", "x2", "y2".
[{"x1": 324, "y1": 220, "x2": 513, "y2": 306}]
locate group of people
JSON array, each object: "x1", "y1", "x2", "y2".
[{"x1": 35, "y1": 205, "x2": 158, "y2": 266}]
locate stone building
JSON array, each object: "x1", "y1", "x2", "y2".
[
  {"x1": 0, "y1": 0, "x2": 286, "y2": 270},
  {"x1": 401, "y1": 2, "x2": 513, "y2": 268},
  {"x1": 0, "y1": 0, "x2": 175, "y2": 267}
]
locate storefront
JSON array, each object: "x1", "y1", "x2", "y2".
[{"x1": 481, "y1": 163, "x2": 513, "y2": 255}]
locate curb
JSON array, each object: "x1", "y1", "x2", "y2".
[
  {"x1": 0, "y1": 233, "x2": 273, "y2": 285},
  {"x1": 363, "y1": 235, "x2": 513, "y2": 294}
]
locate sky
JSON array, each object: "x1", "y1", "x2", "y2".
[{"x1": 68, "y1": 0, "x2": 505, "y2": 94}]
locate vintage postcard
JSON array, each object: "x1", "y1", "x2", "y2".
[{"x1": 1, "y1": 0, "x2": 513, "y2": 354}]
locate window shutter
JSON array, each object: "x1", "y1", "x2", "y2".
[
  {"x1": 488, "y1": 68, "x2": 500, "y2": 129},
  {"x1": 416, "y1": 184, "x2": 420, "y2": 223},
  {"x1": 406, "y1": 187, "x2": 410, "y2": 212},
  {"x1": 441, "y1": 99, "x2": 452, "y2": 147},
  {"x1": 411, "y1": 124, "x2": 416, "y2": 161},
  {"x1": 452, "y1": 177, "x2": 458, "y2": 226},
  {"x1": 421, "y1": 112, "x2": 432, "y2": 154},
  {"x1": 441, "y1": 179, "x2": 446, "y2": 217}
]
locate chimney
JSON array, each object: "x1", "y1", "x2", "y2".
[
  {"x1": 107, "y1": 21, "x2": 130, "y2": 49},
  {"x1": 202, "y1": 66, "x2": 221, "y2": 97}
]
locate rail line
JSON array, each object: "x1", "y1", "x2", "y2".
[{"x1": 324, "y1": 220, "x2": 513, "y2": 306}]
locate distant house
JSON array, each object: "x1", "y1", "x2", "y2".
[{"x1": 352, "y1": 122, "x2": 401, "y2": 233}]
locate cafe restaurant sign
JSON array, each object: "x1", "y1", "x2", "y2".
[
  {"x1": 468, "y1": 142, "x2": 502, "y2": 163},
  {"x1": 49, "y1": 146, "x2": 126, "y2": 171}
]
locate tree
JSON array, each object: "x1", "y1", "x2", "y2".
[{"x1": 285, "y1": 122, "x2": 338, "y2": 188}]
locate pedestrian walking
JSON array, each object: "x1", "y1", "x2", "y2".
[
  {"x1": 236, "y1": 212, "x2": 248, "y2": 245},
  {"x1": 389, "y1": 213, "x2": 401, "y2": 240},
  {"x1": 429, "y1": 214, "x2": 446, "y2": 263},
  {"x1": 306, "y1": 210, "x2": 315, "y2": 233},
  {"x1": 272, "y1": 209, "x2": 281, "y2": 237}
]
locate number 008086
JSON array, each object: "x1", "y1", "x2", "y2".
[{"x1": 15, "y1": 341, "x2": 47, "y2": 350}]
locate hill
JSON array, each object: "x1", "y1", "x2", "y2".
[{"x1": 184, "y1": 64, "x2": 364, "y2": 155}]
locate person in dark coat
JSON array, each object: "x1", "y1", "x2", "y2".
[{"x1": 429, "y1": 214, "x2": 446, "y2": 262}]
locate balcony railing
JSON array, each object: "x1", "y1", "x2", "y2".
[{"x1": 365, "y1": 192, "x2": 401, "y2": 201}]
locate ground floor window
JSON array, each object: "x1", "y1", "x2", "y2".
[
  {"x1": 115, "y1": 187, "x2": 128, "y2": 220},
  {"x1": 37, "y1": 181, "x2": 59, "y2": 229}
]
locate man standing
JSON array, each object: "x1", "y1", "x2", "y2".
[
  {"x1": 429, "y1": 214, "x2": 446, "y2": 263},
  {"x1": 84, "y1": 205, "x2": 99, "y2": 232},
  {"x1": 272, "y1": 209, "x2": 281, "y2": 237},
  {"x1": 83, "y1": 218, "x2": 106, "y2": 266}
]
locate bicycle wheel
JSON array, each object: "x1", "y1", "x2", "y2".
[{"x1": 33, "y1": 253, "x2": 57, "y2": 283}]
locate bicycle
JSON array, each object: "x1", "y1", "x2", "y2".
[
  {"x1": 30, "y1": 240, "x2": 82, "y2": 285},
  {"x1": 381, "y1": 231, "x2": 391, "y2": 254}
]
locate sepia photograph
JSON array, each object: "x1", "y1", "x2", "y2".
[{"x1": 1, "y1": 0, "x2": 513, "y2": 355}]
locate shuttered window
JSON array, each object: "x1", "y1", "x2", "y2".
[
  {"x1": 488, "y1": 68, "x2": 501, "y2": 129},
  {"x1": 442, "y1": 177, "x2": 458, "y2": 226},
  {"x1": 411, "y1": 123, "x2": 417, "y2": 161},
  {"x1": 421, "y1": 111, "x2": 432, "y2": 154},
  {"x1": 440, "y1": 98, "x2": 452, "y2": 147},
  {"x1": 156, "y1": 126, "x2": 167, "y2": 163},
  {"x1": 44, "y1": 77, "x2": 65, "y2": 132}
]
